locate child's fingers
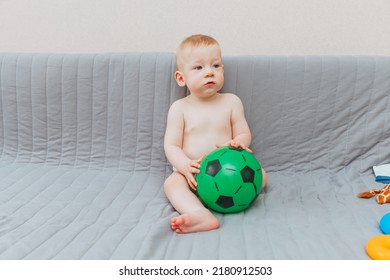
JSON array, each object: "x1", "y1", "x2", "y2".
[
  {"x1": 216, "y1": 141, "x2": 253, "y2": 153},
  {"x1": 190, "y1": 162, "x2": 200, "y2": 171},
  {"x1": 197, "y1": 154, "x2": 206, "y2": 163},
  {"x1": 187, "y1": 175, "x2": 197, "y2": 190},
  {"x1": 187, "y1": 179, "x2": 195, "y2": 190},
  {"x1": 243, "y1": 146, "x2": 253, "y2": 153}
]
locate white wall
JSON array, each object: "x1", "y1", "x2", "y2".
[{"x1": 1, "y1": 0, "x2": 389, "y2": 55}]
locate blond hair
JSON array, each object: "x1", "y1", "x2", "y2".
[{"x1": 176, "y1": 34, "x2": 220, "y2": 70}]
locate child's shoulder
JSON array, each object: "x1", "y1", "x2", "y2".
[
  {"x1": 220, "y1": 93, "x2": 243, "y2": 104},
  {"x1": 168, "y1": 98, "x2": 186, "y2": 115},
  {"x1": 221, "y1": 92, "x2": 240, "y2": 100}
]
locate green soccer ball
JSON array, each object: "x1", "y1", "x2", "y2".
[{"x1": 195, "y1": 146, "x2": 263, "y2": 213}]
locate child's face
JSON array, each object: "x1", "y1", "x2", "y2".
[{"x1": 175, "y1": 44, "x2": 224, "y2": 99}]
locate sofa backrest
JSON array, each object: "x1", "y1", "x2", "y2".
[
  {"x1": 0, "y1": 53, "x2": 185, "y2": 172},
  {"x1": 1, "y1": 53, "x2": 390, "y2": 176},
  {"x1": 221, "y1": 56, "x2": 390, "y2": 175}
]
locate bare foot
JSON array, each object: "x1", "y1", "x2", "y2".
[{"x1": 171, "y1": 209, "x2": 220, "y2": 234}]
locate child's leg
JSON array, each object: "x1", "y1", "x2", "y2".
[
  {"x1": 261, "y1": 168, "x2": 268, "y2": 190},
  {"x1": 164, "y1": 172, "x2": 219, "y2": 233}
]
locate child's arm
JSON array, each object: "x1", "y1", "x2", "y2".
[
  {"x1": 217, "y1": 94, "x2": 252, "y2": 151},
  {"x1": 164, "y1": 101, "x2": 203, "y2": 189}
]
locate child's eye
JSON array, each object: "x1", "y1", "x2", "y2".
[
  {"x1": 194, "y1": 66, "x2": 203, "y2": 70},
  {"x1": 213, "y1": 64, "x2": 221, "y2": 68}
]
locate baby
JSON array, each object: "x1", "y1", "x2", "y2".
[{"x1": 164, "y1": 34, "x2": 267, "y2": 234}]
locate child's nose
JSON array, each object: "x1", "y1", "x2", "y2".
[{"x1": 205, "y1": 66, "x2": 214, "y2": 76}]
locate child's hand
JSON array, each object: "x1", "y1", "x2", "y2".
[
  {"x1": 184, "y1": 155, "x2": 205, "y2": 191},
  {"x1": 216, "y1": 140, "x2": 252, "y2": 153}
]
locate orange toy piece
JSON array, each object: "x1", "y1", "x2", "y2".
[
  {"x1": 366, "y1": 235, "x2": 390, "y2": 260},
  {"x1": 358, "y1": 184, "x2": 390, "y2": 204}
]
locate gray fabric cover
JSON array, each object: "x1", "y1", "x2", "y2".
[{"x1": 0, "y1": 53, "x2": 389, "y2": 259}]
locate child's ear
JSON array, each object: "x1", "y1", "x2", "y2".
[{"x1": 175, "y1": 71, "x2": 186, "y2": 87}]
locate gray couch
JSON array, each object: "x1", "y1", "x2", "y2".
[{"x1": 0, "y1": 53, "x2": 389, "y2": 259}]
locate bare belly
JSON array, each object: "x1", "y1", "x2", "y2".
[{"x1": 182, "y1": 132, "x2": 231, "y2": 160}]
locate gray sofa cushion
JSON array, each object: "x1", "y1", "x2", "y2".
[{"x1": 0, "y1": 53, "x2": 389, "y2": 259}]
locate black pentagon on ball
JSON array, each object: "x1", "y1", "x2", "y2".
[
  {"x1": 228, "y1": 146, "x2": 244, "y2": 152},
  {"x1": 240, "y1": 165, "x2": 255, "y2": 183},
  {"x1": 216, "y1": 195, "x2": 234, "y2": 209},
  {"x1": 206, "y1": 159, "x2": 222, "y2": 177}
]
